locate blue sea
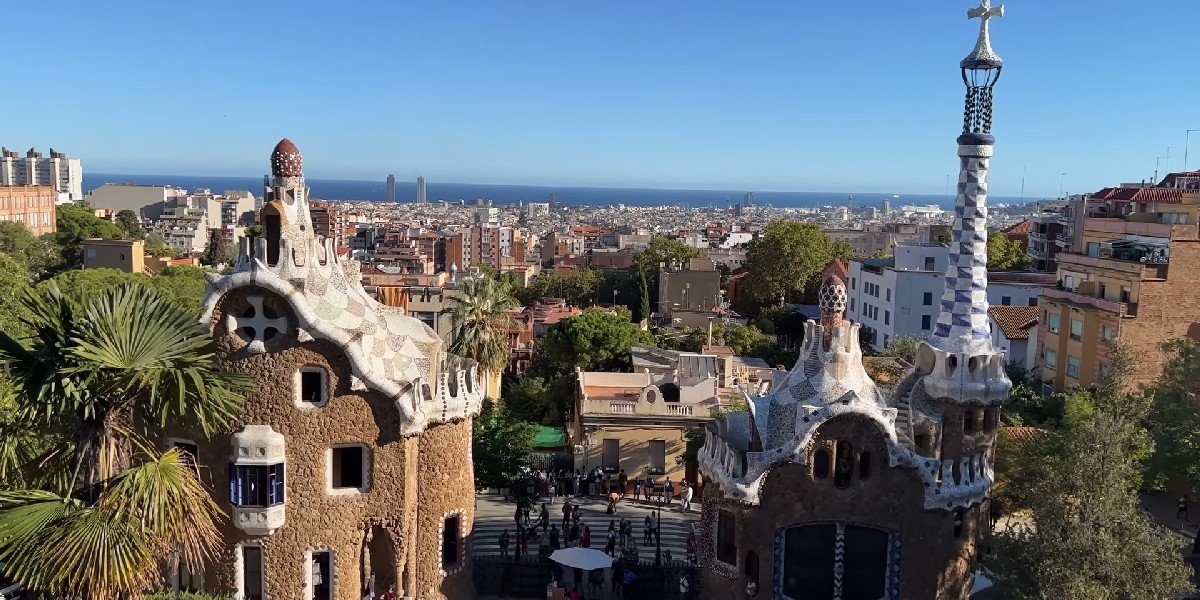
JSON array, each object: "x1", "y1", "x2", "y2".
[{"x1": 84, "y1": 173, "x2": 1031, "y2": 210}]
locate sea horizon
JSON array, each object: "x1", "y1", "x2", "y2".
[{"x1": 84, "y1": 172, "x2": 1043, "y2": 210}]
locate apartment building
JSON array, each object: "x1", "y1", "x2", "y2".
[
  {"x1": 659, "y1": 256, "x2": 723, "y2": 328},
  {"x1": 1035, "y1": 171, "x2": 1200, "y2": 391},
  {"x1": 569, "y1": 353, "x2": 721, "y2": 483},
  {"x1": 847, "y1": 243, "x2": 1053, "y2": 352},
  {"x1": 0, "y1": 147, "x2": 83, "y2": 203},
  {"x1": 310, "y1": 201, "x2": 346, "y2": 248},
  {"x1": 0, "y1": 185, "x2": 56, "y2": 235},
  {"x1": 153, "y1": 189, "x2": 255, "y2": 253}
]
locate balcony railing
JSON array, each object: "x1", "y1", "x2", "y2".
[
  {"x1": 1055, "y1": 252, "x2": 1168, "y2": 280},
  {"x1": 1042, "y1": 287, "x2": 1136, "y2": 317},
  {"x1": 582, "y1": 398, "x2": 703, "y2": 418}
]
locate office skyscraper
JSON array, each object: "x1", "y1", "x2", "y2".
[
  {"x1": 416, "y1": 176, "x2": 427, "y2": 203},
  {"x1": 386, "y1": 174, "x2": 395, "y2": 202}
]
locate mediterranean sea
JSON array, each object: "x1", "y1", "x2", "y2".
[{"x1": 85, "y1": 173, "x2": 1031, "y2": 211}]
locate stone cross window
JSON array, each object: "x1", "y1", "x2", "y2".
[{"x1": 226, "y1": 295, "x2": 287, "y2": 354}]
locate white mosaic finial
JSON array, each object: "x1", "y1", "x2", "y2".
[{"x1": 963, "y1": 0, "x2": 1004, "y2": 67}]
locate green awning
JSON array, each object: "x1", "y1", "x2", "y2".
[{"x1": 532, "y1": 426, "x2": 566, "y2": 448}]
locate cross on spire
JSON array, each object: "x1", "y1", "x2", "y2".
[{"x1": 964, "y1": 0, "x2": 1004, "y2": 66}]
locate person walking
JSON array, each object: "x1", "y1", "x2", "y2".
[
  {"x1": 1179, "y1": 495, "x2": 1191, "y2": 521},
  {"x1": 561, "y1": 501, "x2": 573, "y2": 530},
  {"x1": 664, "y1": 476, "x2": 673, "y2": 505},
  {"x1": 499, "y1": 529, "x2": 510, "y2": 560},
  {"x1": 539, "y1": 503, "x2": 551, "y2": 536},
  {"x1": 643, "y1": 514, "x2": 653, "y2": 545},
  {"x1": 618, "y1": 469, "x2": 629, "y2": 498},
  {"x1": 681, "y1": 480, "x2": 694, "y2": 512},
  {"x1": 605, "y1": 521, "x2": 618, "y2": 557}
]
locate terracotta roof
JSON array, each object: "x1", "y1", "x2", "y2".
[
  {"x1": 1001, "y1": 426, "x2": 1049, "y2": 443},
  {"x1": 1090, "y1": 186, "x2": 1184, "y2": 204},
  {"x1": 987, "y1": 305, "x2": 1039, "y2": 340},
  {"x1": 1002, "y1": 219, "x2": 1030, "y2": 235},
  {"x1": 825, "y1": 259, "x2": 849, "y2": 282},
  {"x1": 1159, "y1": 170, "x2": 1200, "y2": 189}
]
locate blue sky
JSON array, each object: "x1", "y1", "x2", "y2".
[{"x1": 4, "y1": 1, "x2": 1195, "y2": 197}]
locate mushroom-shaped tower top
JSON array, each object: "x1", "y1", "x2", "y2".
[{"x1": 271, "y1": 138, "x2": 302, "y2": 178}]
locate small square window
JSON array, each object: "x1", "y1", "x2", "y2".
[
  {"x1": 1044, "y1": 349, "x2": 1058, "y2": 371},
  {"x1": 1101, "y1": 325, "x2": 1113, "y2": 341},
  {"x1": 1001, "y1": 296, "x2": 1011, "y2": 306},
  {"x1": 329, "y1": 445, "x2": 369, "y2": 495},
  {"x1": 297, "y1": 367, "x2": 328, "y2": 407},
  {"x1": 922, "y1": 315, "x2": 932, "y2": 330},
  {"x1": 923, "y1": 292, "x2": 933, "y2": 306}
]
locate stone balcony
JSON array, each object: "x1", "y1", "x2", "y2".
[{"x1": 232, "y1": 504, "x2": 286, "y2": 536}]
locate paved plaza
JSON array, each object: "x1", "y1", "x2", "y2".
[{"x1": 472, "y1": 491, "x2": 701, "y2": 563}]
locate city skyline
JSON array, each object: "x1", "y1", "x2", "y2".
[{"x1": 4, "y1": 1, "x2": 1196, "y2": 197}]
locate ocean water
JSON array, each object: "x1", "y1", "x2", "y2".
[{"x1": 85, "y1": 173, "x2": 1028, "y2": 210}]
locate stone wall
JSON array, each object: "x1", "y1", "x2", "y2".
[
  {"x1": 1123, "y1": 240, "x2": 1200, "y2": 389},
  {"x1": 173, "y1": 288, "x2": 475, "y2": 599},
  {"x1": 700, "y1": 416, "x2": 980, "y2": 600},
  {"x1": 414, "y1": 418, "x2": 477, "y2": 599}
]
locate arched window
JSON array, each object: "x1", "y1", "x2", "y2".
[
  {"x1": 813, "y1": 447, "x2": 831, "y2": 479},
  {"x1": 744, "y1": 550, "x2": 760, "y2": 595},
  {"x1": 834, "y1": 441, "x2": 854, "y2": 489},
  {"x1": 858, "y1": 452, "x2": 871, "y2": 480}
]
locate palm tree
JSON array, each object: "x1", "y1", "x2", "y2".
[
  {"x1": 447, "y1": 276, "x2": 519, "y2": 395},
  {"x1": 0, "y1": 283, "x2": 248, "y2": 599}
]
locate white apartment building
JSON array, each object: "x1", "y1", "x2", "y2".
[
  {"x1": 0, "y1": 148, "x2": 83, "y2": 203},
  {"x1": 846, "y1": 243, "x2": 1054, "y2": 351}
]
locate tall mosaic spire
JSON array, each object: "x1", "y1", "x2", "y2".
[{"x1": 931, "y1": 0, "x2": 1004, "y2": 356}]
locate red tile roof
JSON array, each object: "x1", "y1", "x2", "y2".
[
  {"x1": 1090, "y1": 186, "x2": 1185, "y2": 204},
  {"x1": 987, "y1": 305, "x2": 1039, "y2": 340},
  {"x1": 1001, "y1": 426, "x2": 1049, "y2": 443},
  {"x1": 1002, "y1": 219, "x2": 1031, "y2": 235}
]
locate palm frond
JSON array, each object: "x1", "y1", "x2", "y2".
[
  {"x1": 26, "y1": 506, "x2": 158, "y2": 600},
  {"x1": 101, "y1": 448, "x2": 224, "y2": 571},
  {"x1": 0, "y1": 490, "x2": 84, "y2": 589},
  {"x1": 70, "y1": 284, "x2": 248, "y2": 436}
]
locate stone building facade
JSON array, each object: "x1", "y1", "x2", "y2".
[
  {"x1": 697, "y1": 6, "x2": 1010, "y2": 599},
  {"x1": 168, "y1": 139, "x2": 482, "y2": 600}
]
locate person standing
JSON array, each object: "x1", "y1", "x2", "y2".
[
  {"x1": 499, "y1": 529, "x2": 510, "y2": 559},
  {"x1": 643, "y1": 514, "x2": 653, "y2": 545},
  {"x1": 664, "y1": 476, "x2": 673, "y2": 505},
  {"x1": 539, "y1": 503, "x2": 551, "y2": 536},
  {"x1": 618, "y1": 469, "x2": 629, "y2": 498},
  {"x1": 645, "y1": 475, "x2": 654, "y2": 504},
  {"x1": 633, "y1": 476, "x2": 642, "y2": 502},
  {"x1": 681, "y1": 480, "x2": 694, "y2": 512},
  {"x1": 561, "y1": 501, "x2": 573, "y2": 530}
]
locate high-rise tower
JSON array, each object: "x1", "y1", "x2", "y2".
[
  {"x1": 386, "y1": 173, "x2": 396, "y2": 202},
  {"x1": 416, "y1": 175, "x2": 427, "y2": 203}
]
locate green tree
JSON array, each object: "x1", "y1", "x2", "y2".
[
  {"x1": 0, "y1": 254, "x2": 34, "y2": 340},
  {"x1": 54, "y1": 203, "x2": 123, "y2": 268},
  {"x1": 447, "y1": 276, "x2": 519, "y2": 397},
  {"x1": 987, "y1": 231, "x2": 1032, "y2": 270},
  {"x1": 114, "y1": 210, "x2": 144, "y2": 239},
  {"x1": 1143, "y1": 338, "x2": 1200, "y2": 491},
  {"x1": 37, "y1": 267, "x2": 208, "y2": 314},
  {"x1": 500, "y1": 375, "x2": 558, "y2": 425},
  {"x1": 0, "y1": 222, "x2": 59, "y2": 277},
  {"x1": 472, "y1": 399, "x2": 538, "y2": 489},
  {"x1": 513, "y1": 269, "x2": 603, "y2": 308},
  {"x1": 201, "y1": 230, "x2": 235, "y2": 267},
  {"x1": 632, "y1": 237, "x2": 703, "y2": 281},
  {"x1": 143, "y1": 231, "x2": 179, "y2": 259},
  {"x1": 638, "y1": 269, "x2": 651, "y2": 324},
  {"x1": 524, "y1": 307, "x2": 655, "y2": 423},
  {"x1": 0, "y1": 284, "x2": 249, "y2": 599},
  {"x1": 743, "y1": 221, "x2": 853, "y2": 310},
  {"x1": 880, "y1": 335, "x2": 924, "y2": 363},
  {"x1": 987, "y1": 343, "x2": 1191, "y2": 599}
]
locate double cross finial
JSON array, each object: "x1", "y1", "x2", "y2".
[{"x1": 963, "y1": 0, "x2": 1004, "y2": 67}]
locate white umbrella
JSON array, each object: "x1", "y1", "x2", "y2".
[{"x1": 549, "y1": 547, "x2": 614, "y2": 570}]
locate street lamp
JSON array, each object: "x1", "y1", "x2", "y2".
[
  {"x1": 1186, "y1": 129, "x2": 1199, "y2": 171},
  {"x1": 612, "y1": 289, "x2": 618, "y2": 308},
  {"x1": 654, "y1": 486, "x2": 664, "y2": 566},
  {"x1": 683, "y1": 283, "x2": 691, "y2": 310}
]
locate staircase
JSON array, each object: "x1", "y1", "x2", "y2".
[{"x1": 893, "y1": 392, "x2": 915, "y2": 448}]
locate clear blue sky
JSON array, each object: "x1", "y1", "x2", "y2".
[{"x1": 4, "y1": 1, "x2": 1195, "y2": 197}]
